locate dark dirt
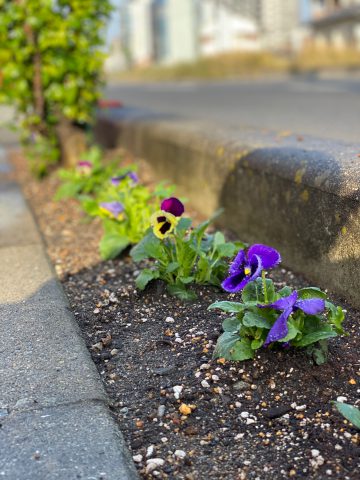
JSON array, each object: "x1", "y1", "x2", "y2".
[{"x1": 12, "y1": 150, "x2": 360, "y2": 480}]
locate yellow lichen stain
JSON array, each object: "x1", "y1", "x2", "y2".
[
  {"x1": 341, "y1": 226, "x2": 347, "y2": 235},
  {"x1": 300, "y1": 189, "x2": 309, "y2": 202},
  {"x1": 294, "y1": 168, "x2": 306, "y2": 185},
  {"x1": 217, "y1": 146, "x2": 224, "y2": 157}
]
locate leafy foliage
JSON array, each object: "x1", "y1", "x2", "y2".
[
  {"x1": 0, "y1": 0, "x2": 112, "y2": 175},
  {"x1": 81, "y1": 174, "x2": 174, "y2": 260},
  {"x1": 54, "y1": 146, "x2": 127, "y2": 200},
  {"x1": 131, "y1": 216, "x2": 244, "y2": 300},
  {"x1": 209, "y1": 279, "x2": 346, "y2": 362}
]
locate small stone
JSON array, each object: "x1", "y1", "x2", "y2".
[
  {"x1": 179, "y1": 403, "x2": 192, "y2": 416},
  {"x1": 240, "y1": 411, "x2": 249, "y2": 418},
  {"x1": 165, "y1": 317, "x2": 175, "y2": 323},
  {"x1": 246, "y1": 418, "x2": 256, "y2": 425},
  {"x1": 233, "y1": 381, "x2": 248, "y2": 391},
  {"x1": 91, "y1": 342, "x2": 103, "y2": 352},
  {"x1": 146, "y1": 445, "x2": 154, "y2": 458},
  {"x1": 158, "y1": 405, "x2": 166, "y2": 418},
  {"x1": 334, "y1": 444, "x2": 342, "y2": 451},
  {"x1": 174, "y1": 450, "x2": 186, "y2": 459},
  {"x1": 336, "y1": 396, "x2": 347, "y2": 403},
  {"x1": 93, "y1": 308, "x2": 100, "y2": 314},
  {"x1": 146, "y1": 458, "x2": 165, "y2": 473},
  {"x1": 311, "y1": 449, "x2": 320, "y2": 458},
  {"x1": 173, "y1": 385, "x2": 183, "y2": 399},
  {"x1": 201, "y1": 380, "x2": 210, "y2": 388},
  {"x1": 200, "y1": 363, "x2": 210, "y2": 370},
  {"x1": 133, "y1": 454, "x2": 143, "y2": 463},
  {"x1": 110, "y1": 348, "x2": 119, "y2": 356}
]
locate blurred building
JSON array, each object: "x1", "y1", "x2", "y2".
[
  {"x1": 310, "y1": 0, "x2": 360, "y2": 49},
  {"x1": 121, "y1": 0, "x2": 304, "y2": 67},
  {"x1": 104, "y1": 37, "x2": 127, "y2": 73},
  {"x1": 199, "y1": 1, "x2": 260, "y2": 56}
]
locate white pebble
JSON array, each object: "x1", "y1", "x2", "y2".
[
  {"x1": 133, "y1": 454, "x2": 143, "y2": 463},
  {"x1": 146, "y1": 445, "x2": 154, "y2": 458},
  {"x1": 165, "y1": 317, "x2": 175, "y2": 323},
  {"x1": 334, "y1": 444, "x2": 342, "y2": 451},
  {"x1": 201, "y1": 380, "x2": 210, "y2": 388},
  {"x1": 336, "y1": 396, "x2": 347, "y2": 403},
  {"x1": 212, "y1": 375, "x2": 220, "y2": 382},
  {"x1": 235, "y1": 433, "x2": 245, "y2": 440},
  {"x1": 296, "y1": 405, "x2": 307, "y2": 411},
  {"x1": 311, "y1": 449, "x2": 320, "y2": 458},
  {"x1": 246, "y1": 418, "x2": 256, "y2": 425},
  {"x1": 174, "y1": 450, "x2": 186, "y2": 459},
  {"x1": 173, "y1": 385, "x2": 183, "y2": 399},
  {"x1": 175, "y1": 338, "x2": 183, "y2": 343},
  {"x1": 240, "y1": 411, "x2": 249, "y2": 418},
  {"x1": 200, "y1": 363, "x2": 210, "y2": 370},
  {"x1": 235, "y1": 402, "x2": 242, "y2": 408},
  {"x1": 146, "y1": 458, "x2": 165, "y2": 474}
]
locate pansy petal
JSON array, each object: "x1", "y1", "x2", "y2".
[
  {"x1": 128, "y1": 172, "x2": 139, "y2": 183},
  {"x1": 259, "y1": 291, "x2": 298, "y2": 311},
  {"x1": 221, "y1": 272, "x2": 250, "y2": 293},
  {"x1": 161, "y1": 197, "x2": 184, "y2": 217},
  {"x1": 247, "y1": 244, "x2": 281, "y2": 269},
  {"x1": 295, "y1": 298, "x2": 325, "y2": 315},
  {"x1": 263, "y1": 307, "x2": 292, "y2": 346},
  {"x1": 99, "y1": 201, "x2": 124, "y2": 218},
  {"x1": 229, "y1": 249, "x2": 246, "y2": 275},
  {"x1": 78, "y1": 161, "x2": 92, "y2": 168}
]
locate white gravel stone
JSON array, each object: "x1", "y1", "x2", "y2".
[
  {"x1": 240, "y1": 411, "x2": 249, "y2": 418},
  {"x1": 133, "y1": 454, "x2": 143, "y2": 463},
  {"x1": 146, "y1": 445, "x2": 154, "y2": 458},
  {"x1": 165, "y1": 317, "x2": 175, "y2": 323},
  {"x1": 311, "y1": 449, "x2": 320, "y2": 458},
  {"x1": 173, "y1": 385, "x2": 183, "y2": 399},
  {"x1": 174, "y1": 450, "x2": 186, "y2": 459},
  {"x1": 201, "y1": 380, "x2": 210, "y2": 388},
  {"x1": 336, "y1": 396, "x2": 347, "y2": 403}
]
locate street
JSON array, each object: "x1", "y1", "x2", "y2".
[{"x1": 106, "y1": 75, "x2": 360, "y2": 143}]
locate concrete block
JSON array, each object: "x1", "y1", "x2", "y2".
[
  {"x1": 0, "y1": 182, "x2": 42, "y2": 247},
  {"x1": 0, "y1": 402, "x2": 138, "y2": 480},
  {"x1": 0, "y1": 302, "x2": 106, "y2": 412}
]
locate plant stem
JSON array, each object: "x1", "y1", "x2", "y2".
[{"x1": 262, "y1": 270, "x2": 268, "y2": 303}]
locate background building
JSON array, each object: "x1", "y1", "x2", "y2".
[{"x1": 310, "y1": 0, "x2": 360, "y2": 49}]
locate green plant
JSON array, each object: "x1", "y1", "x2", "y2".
[
  {"x1": 82, "y1": 178, "x2": 175, "y2": 260},
  {"x1": 0, "y1": 0, "x2": 112, "y2": 175},
  {"x1": 131, "y1": 198, "x2": 244, "y2": 300},
  {"x1": 54, "y1": 146, "x2": 128, "y2": 200},
  {"x1": 209, "y1": 244, "x2": 346, "y2": 362}
]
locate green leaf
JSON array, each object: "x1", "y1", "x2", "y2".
[
  {"x1": 278, "y1": 286, "x2": 292, "y2": 297},
  {"x1": 99, "y1": 233, "x2": 130, "y2": 260},
  {"x1": 131, "y1": 232, "x2": 163, "y2": 262},
  {"x1": 54, "y1": 182, "x2": 80, "y2": 200},
  {"x1": 213, "y1": 332, "x2": 254, "y2": 361},
  {"x1": 179, "y1": 276, "x2": 195, "y2": 284},
  {"x1": 333, "y1": 402, "x2": 360, "y2": 429},
  {"x1": 326, "y1": 301, "x2": 345, "y2": 333},
  {"x1": 215, "y1": 242, "x2": 238, "y2": 258},
  {"x1": 166, "y1": 262, "x2": 180, "y2": 273},
  {"x1": 242, "y1": 311, "x2": 271, "y2": 329},
  {"x1": 222, "y1": 317, "x2": 241, "y2": 332},
  {"x1": 263, "y1": 278, "x2": 276, "y2": 303},
  {"x1": 281, "y1": 319, "x2": 301, "y2": 342},
  {"x1": 167, "y1": 284, "x2": 197, "y2": 301},
  {"x1": 176, "y1": 217, "x2": 192, "y2": 233},
  {"x1": 242, "y1": 280, "x2": 261, "y2": 303},
  {"x1": 213, "y1": 231, "x2": 225, "y2": 247},
  {"x1": 135, "y1": 269, "x2": 160, "y2": 290},
  {"x1": 294, "y1": 330, "x2": 337, "y2": 347},
  {"x1": 251, "y1": 338, "x2": 264, "y2": 349},
  {"x1": 306, "y1": 340, "x2": 328, "y2": 365},
  {"x1": 208, "y1": 301, "x2": 246, "y2": 313},
  {"x1": 298, "y1": 287, "x2": 327, "y2": 300}
]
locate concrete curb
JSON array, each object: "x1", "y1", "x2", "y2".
[
  {"x1": 95, "y1": 108, "x2": 360, "y2": 308},
  {"x1": 0, "y1": 147, "x2": 138, "y2": 479}
]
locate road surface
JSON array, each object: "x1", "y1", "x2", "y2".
[{"x1": 106, "y1": 76, "x2": 360, "y2": 143}]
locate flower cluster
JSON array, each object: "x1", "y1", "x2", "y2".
[{"x1": 210, "y1": 243, "x2": 345, "y2": 363}]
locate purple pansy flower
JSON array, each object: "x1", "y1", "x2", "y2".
[
  {"x1": 111, "y1": 171, "x2": 139, "y2": 186},
  {"x1": 161, "y1": 197, "x2": 184, "y2": 217},
  {"x1": 259, "y1": 291, "x2": 325, "y2": 346},
  {"x1": 99, "y1": 201, "x2": 124, "y2": 219},
  {"x1": 222, "y1": 244, "x2": 281, "y2": 293}
]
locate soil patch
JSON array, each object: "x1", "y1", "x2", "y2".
[{"x1": 12, "y1": 150, "x2": 360, "y2": 480}]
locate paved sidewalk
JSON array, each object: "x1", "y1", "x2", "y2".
[{"x1": 0, "y1": 146, "x2": 138, "y2": 479}]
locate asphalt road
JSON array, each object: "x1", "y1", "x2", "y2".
[{"x1": 106, "y1": 76, "x2": 360, "y2": 143}]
